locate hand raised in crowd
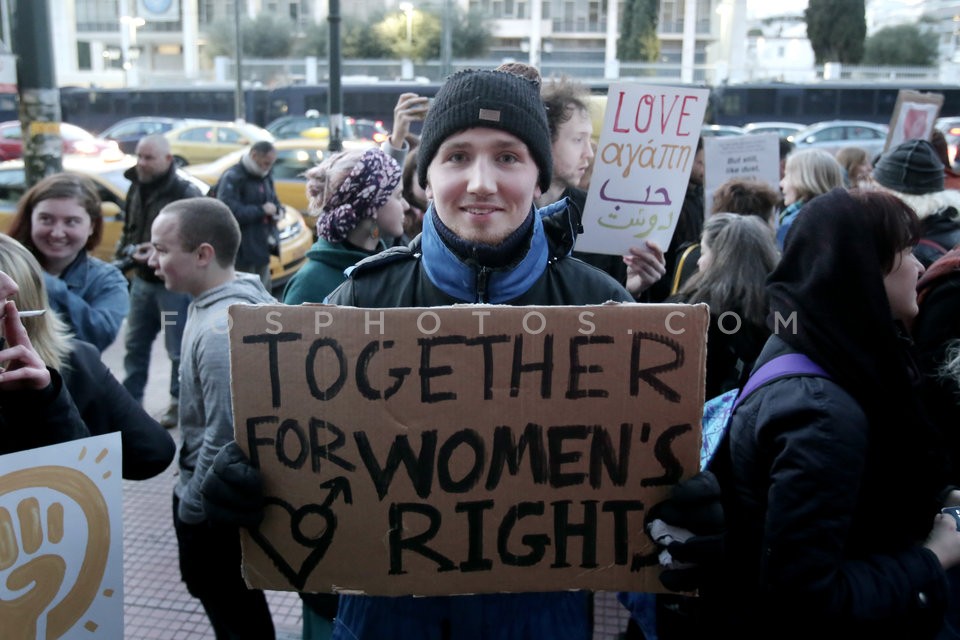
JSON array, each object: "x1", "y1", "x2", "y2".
[
  {"x1": 0, "y1": 300, "x2": 51, "y2": 391},
  {"x1": 389, "y1": 93, "x2": 430, "y2": 150},
  {"x1": 924, "y1": 510, "x2": 960, "y2": 569},
  {"x1": 131, "y1": 242, "x2": 154, "y2": 264},
  {"x1": 623, "y1": 241, "x2": 667, "y2": 297}
]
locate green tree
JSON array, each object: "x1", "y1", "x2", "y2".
[
  {"x1": 206, "y1": 14, "x2": 295, "y2": 58},
  {"x1": 805, "y1": 0, "x2": 866, "y2": 64},
  {"x1": 450, "y1": 8, "x2": 492, "y2": 58},
  {"x1": 342, "y1": 13, "x2": 392, "y2": 58},
  {"x1": 292, "y1": 22, "x2": 329, "y2": 58},
  {"x1": 863, "y1": 24, "x2": 938, "y2": 66},
  {"x1": 374, "y1": 8, "x2": 442, "y2": 61},
  {"x1": 618, "y1": 0, "x2": 659, "y2": 62},
  {"x1": 356, "y1": 5, "x2": 490, "y2": 61}
]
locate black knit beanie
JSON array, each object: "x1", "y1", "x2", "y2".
[
  {"x1": 418, "y1": 69, "x2": 553, "y2": 192},
  {"x1": 872, "y1": 139, "x2": 944, "y2": 195}
]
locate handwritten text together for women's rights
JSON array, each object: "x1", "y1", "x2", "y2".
[{"x1": 228, "y1": 303, "x2": 708, "y2": 597}]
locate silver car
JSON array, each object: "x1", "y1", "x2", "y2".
[{"x1": 787, "y1": 120, "x2": 889, "y2": 158}]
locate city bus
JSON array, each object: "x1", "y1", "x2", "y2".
[
  {"x1": 709, "y1": 82, "x2": 960, "y2": 126},
  {"x1": 264, "y1": 81, "x2": 443, "y2": 130},
  {"x1": 58, "y1": 85, "x2": 270, "y2": 133}
]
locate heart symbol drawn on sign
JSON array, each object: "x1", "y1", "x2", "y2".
[
  {"x1": 248, "y1": 477, "x2": 351, "y2": 590},
  {"x1": 248, "y1": 497, "x2": 337, "y2": 590}
]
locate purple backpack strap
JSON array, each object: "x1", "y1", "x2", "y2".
[{"x1": 731, "y1": 353, "x2": 830, "y2": 413}]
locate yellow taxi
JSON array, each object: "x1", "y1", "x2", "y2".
[
  {"x1": 0, "y1": 155, "x2": 313, "y2": 288},
  {"x1": 165, "y1": 120, "x2": 274, "y2": 167},
  {"x1": 185, "y1": 137, "x2": 375, "y2": 234}
]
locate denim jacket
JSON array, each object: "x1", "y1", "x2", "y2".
[{"x1": 45, "y1": 252, "x2": 130, "y2": 352}]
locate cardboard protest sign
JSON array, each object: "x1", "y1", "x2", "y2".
[
  {"x1": 0, "y1": 433, "x2": 123, "y2": 639},
  {"x1": 703, "y1": 133, "x2": 780, "y2": 213},
  {"x1": 885, "y1": 89, "x2": 943, "y2": 152},
  {"x1": 229, "y1": 303, "x2": 708, "y2": 596},
  {"x1": 578, "y1": 83, "x2": 710, "y2": 255}
]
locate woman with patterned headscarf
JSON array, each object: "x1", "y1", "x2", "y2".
[{"x1": 282, "y1": 148, "x2": 408, "y2": 305}]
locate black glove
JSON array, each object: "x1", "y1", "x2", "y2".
[
  {"x1": 201, "y1": 441, "x2": 265, "y2": 528},
  {"x1": 644, "y1": 470, "x2": 724, "y2": 592}
]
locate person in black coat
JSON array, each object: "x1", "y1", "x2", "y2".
[
  {"x1": 670, "y1": 213, "x2": 778, "y2": 399},
  {"x1": 713, "y1": 188, "x2": 960, "y2": 639},
  {"x1": 0, "y1": 272, "x2": 87, "y2": 454},
  {"x1": 914, "y1": 244, "x2": 960, "y2": 479},
  {"x1": 0, "y1": 234, "x2": 175, "y2": 480},
  {"x1": 913, "y1": 244, "x2": 960, "y2": 640},
  {"x1": 216, "y1": 140, "x2": 283, "y2": 289}
]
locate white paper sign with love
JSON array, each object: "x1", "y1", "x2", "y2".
[{"x1": 578, "y1": 84, "x2": 709, "y2": 255}]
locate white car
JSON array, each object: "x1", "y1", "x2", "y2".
[{"x1": 743, "y1": 121, "x2": 805, "y2": 138}]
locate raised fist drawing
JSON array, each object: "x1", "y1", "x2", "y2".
[{"x1": 0, "y1": 467, "x2": 110, "y2": 639}]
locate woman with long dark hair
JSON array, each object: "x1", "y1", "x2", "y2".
[{"x1": 715, "y1": 188, "x2": 960, "y2": 638}]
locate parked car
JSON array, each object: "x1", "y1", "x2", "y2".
[
  {"x1": 185, "y1": 137, "x2": 373, "y2": 232},
  {"x1": 936, "y1": 116, "x2": 960, "y2": 169},
  {"x1": 349, "y1": 117, "x2": 389, "y2": 144},
  {"x1": 787, "y1": 120, "x2": 889, "y2": 158},
  {"x1": 98, "y1": 116, "x2": 201, "y2": 154},
  {"x1": 267, "y1": 114, "x2": 364, "y2": 141},
  {"x1": 701, "y1": 124, "x2": 746, "y2": 137},
  {"x1": 164, "y1": 120, "x2": 274, "y2": 166},
  {"x1": 0, "y1": 121, "x2": 123, "y2": 161},
  {"x1": 742, "y1": 121, "x2": 805, "y2": 138},
  {"x1": 0, "y1": 155, "x2": 312, "y2": 287}
]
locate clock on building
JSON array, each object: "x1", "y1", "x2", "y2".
[{"x1": 137, "y1": 0, "x2": 178, "y2": 20}]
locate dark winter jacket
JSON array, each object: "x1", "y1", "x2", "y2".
[
  {"x1": 720, "y1": 336, "x2": 948, "y2": 639},
  {"x1": 326, "y1": 198, "x2": 632, "y2": 640},
  {"x1": 701, "y1": 314, "x2": 768, "y2": 399},
  {"x1": 714, "y1": 188, "x2": 952, "y2": 639},
  {"x1": 216, "y1": 161, "x2": 283, "y2": 270},
  {"x1": 914, "y1": 248, "x2": 960, "y2": 483},
  {"x1": 1, "y1": 368, "x2": 88, "y2": 455},
  {"x1": 121, "y1": 163, "x2": 203, "y2": 283},
  {"x1": 329, "y1": 199, "x2": 632, "y2": 307},
  {"x1": 282, "y1": 238, "x2": 379, "y2": 305},
  {"x1": 63, "y1": 339, "x2": 175, "y2": 480},
  {"x1": 915, "y1": 208, "x2": 960, "y2": 268}
]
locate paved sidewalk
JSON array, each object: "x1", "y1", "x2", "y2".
[{"x1": 103, "y1": 324, "x2": 630, "y2": 639}]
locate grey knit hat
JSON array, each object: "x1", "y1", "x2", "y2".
[
  {"x1": 417, "y1": 69, "x2": 553, "y2": 192},
  {"x1": 872, "y1": 139, "x2": 945, "y2": 195}
]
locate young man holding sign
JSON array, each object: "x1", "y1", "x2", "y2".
[{"x1": 204, "y1": 69, "x2": 635, "y2": 639}]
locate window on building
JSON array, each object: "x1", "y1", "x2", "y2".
[
  {"x1": 661, "y1": 0, "x2": 679, "y2": 33},
  {"x1": 696, "y1": 0, "x2": 711, "y2": 32},
  {"x1": 504, "y1": 0, "x2": 515, "y2": 17},
  {"x1": 199, "y1": 0, "x2": 216, "y2": 25},
  {"x1": 75, "y1": 0, "x2": 120, "y2": 31},
  {"x1": 77, "y1": 42, "x2": 92, "y2": 71},
  {"x1": 588, "y1": 0, "x2": 600, "y2": 27}
]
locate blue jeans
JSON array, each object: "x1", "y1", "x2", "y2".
[{"x1": 123, "y1": 275, "x2": 190, "y2": 401}]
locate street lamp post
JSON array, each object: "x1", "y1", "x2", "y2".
[
  {"x1": 399, "y1": 2, "x2": 414, "y2": 80},
  {"x1": 119, "y1": 15, "x2": 145, "y2": 88},
  {"x1": 400, "y1": 2, "x2": 413, "y2": 48}
]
